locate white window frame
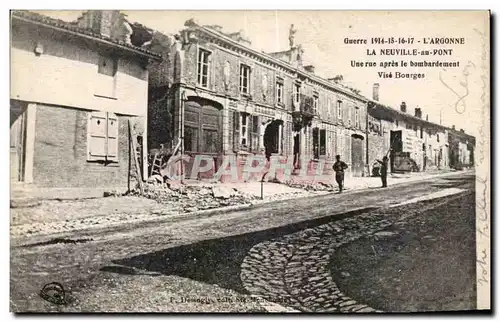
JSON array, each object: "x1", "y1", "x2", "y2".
[
  {"x1": 276, "y1": 78, "x2": 284, "y2": 105},
  {"x1": 239, "y1": 64, "x2": 251, "y2": 94},
  {"x1": 337, "y1": 100, "x2": 343, "y2": 119},
  {"x1": 197, "y1": 47, "x2": 211, "y2": 88},
  {"x1": 293, "y1": 82, "x2": 301, "y2": 104},
  {"x1": 240, "y1": 113, "x2": 249, "y2": 147},
  {"x1": 87, "y1": 111, "x2": 119, "y2": 163}
]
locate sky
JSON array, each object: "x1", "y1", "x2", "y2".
[{"x1": 34, "y1": 10, "x2": 489, "y2": 137}]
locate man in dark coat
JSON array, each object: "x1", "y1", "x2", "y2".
[
  {"x1": 333, "y1": 155, "x2": 348, "y2": 192},
  {"x1": 376, "y1": 156, "x2": 389, "y2": 188}
]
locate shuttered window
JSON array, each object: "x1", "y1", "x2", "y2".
[
  {"x1": 320, "y1": 129, "x2": 326, "y2": 156},
  {"x1": 313, "y1": 127, "x2": 320, "y2": 159},
  {"x1": 232, "y1": 110, "x2": 260, "y2": 153},
  {"x1": 88, "y1": 111, "x2": 119, "y2": 162},
  {"x1": 233, "y1": 110, "x2": 240, "y2": 152},
  {"x1": 251, "y1": 115, "x2": 260, "y2": 153},
  {"x1": 337, "y1": 100, "x2": 343, "y2": 120}
]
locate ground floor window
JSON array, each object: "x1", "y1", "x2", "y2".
[
  {"x1": 88, "y1": 111, "x2": 119, "y2": 162},
  {"x1": 312, "y1": 127, "x2": 327, "y2": 159},
  {"x1": 233, "y1": 110, "x2": 260, "y2": 153}
]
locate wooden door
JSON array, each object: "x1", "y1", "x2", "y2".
[{"x1": 10, "y1": 107, "x2": 25, "y2": 182}]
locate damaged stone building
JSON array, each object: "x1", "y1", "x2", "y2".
[
  {"x1": 147, "y1": 20, "x2": 370, "y2": 181},
  {"x1": 448, "y1": 126, "x2": 475, "y2": 170},
  {"x1": 367, "y1": 84, "x2": 453, "y2": 173},
  {"x1": 10, "y1": 10, "x2": 161, "y2": 190}
]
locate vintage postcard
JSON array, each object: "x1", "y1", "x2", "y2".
[{"x1": 10, "y1": 9, "x2": 490, "y2": 313}]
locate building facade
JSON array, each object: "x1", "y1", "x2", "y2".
[
  {"x1": 148, "y1": 21, "x2": 369, "y2": 182},
  {"x1": 10, "y1": 10, "x2": 161, "y2": 189},
  {"x1": 448, "y1": 126, "x2": 475, "y2": 169},
  {"x1": 367, "y1": 87, "x2": 451, "y2": 173}
]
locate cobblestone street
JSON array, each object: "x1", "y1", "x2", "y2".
[{"x1": 10, "y1": 172, "x2": 475, "y2": 312}]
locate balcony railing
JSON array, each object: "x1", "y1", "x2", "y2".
[{"x1": 293, "y1": 94, "x2": 315, "y2": 116}]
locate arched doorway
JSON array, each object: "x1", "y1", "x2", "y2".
[
  {"x1": 183, "y1": 97, "x2": 223, "y2": 179},
  {"x1": 184, "y1": 96, "x2": 223, "y2": 154},
  {"x1": 351, "y1": 134, "x2": 364, "y2": 177},
  {"x1": 263, "y1": 120, "x2": 283, "y2": 160}
]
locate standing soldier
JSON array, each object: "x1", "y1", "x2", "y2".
[
  {"x1": 376, "y1": 156, "x2": 389, "y2": 188},
  {"x1": 333, "y1": 155, "x2": 348, "y2": 193}
]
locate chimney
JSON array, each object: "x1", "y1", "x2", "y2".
[
  {"x1": 400, "y1": 101, "x2": 407, "y2": 113},
  {"x1": 373, "y1": 83, "x2": 380, "y2": 101},
  {"x1": 460, "y1": 128, "x2": 465, "y2": 133},
  {"x1": 452, "y1": 125, "x2": 456, "y2": 130},
  {"x1": 77, "y1": 10, "x2": 122, "y2": 39},
  {"x1": 415, "y1": 107, "x2": 422, "y2": 118},
  {"x1": 426, "y1": 114, "x2": 429, "y2": 121},
  {"x1": 304, "y1": 65, "x2": 315, "y2": 73}
]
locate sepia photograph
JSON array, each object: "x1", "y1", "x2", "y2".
[{"x1": 9, "y1": 9, "x2": 491, "y2": 313}]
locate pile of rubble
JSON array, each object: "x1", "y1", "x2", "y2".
[
  {"x1": 129, "y1": 176, "x2": 258, "y2": 213},
  {"x1": 281, "y1": 180, "x2": 334, "y2": 192}
]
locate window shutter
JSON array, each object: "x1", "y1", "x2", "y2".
[
  {"x1": 313, "y1": 127, "x2": 319, "y2": 159},
  {"x1": 233, "y1": 110, "x2": 240, "y2": 152},
  {"x1": 250, "y1": 115, "x2": 260, "y2": 153},
  {"x1": 88, "y1": 111, "x2": 107, "y2": 160},
  {"x1": 107, "y1": 113, "x2": 119, "y2": 161},
  {"x1": 320, "y1": 129, "x2": 326, "y2": 155}
]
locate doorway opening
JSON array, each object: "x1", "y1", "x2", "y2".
[
  {"x1": 10, "y1": 101, "x2": 28, "y2": 183},
  {"x1": 264, "y1": 120, "x2": 282, "y2": 161}
]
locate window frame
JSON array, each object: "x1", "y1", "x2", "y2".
[
  {"x1": 239, "y1": 63, "x2": 252, "y2": 95},
  {"x1": 87, "y1": 111, "x2": 119, "y2": 163},
  {"x1": 240, "y1": 113, "x2": 250, "y2": 147},
  {"x1": 312, "y1": 127, "x2": 320, "y2": 160},
  {"x1": 197, "y1": 47, "x2": 211, "y2": 88},
  {"x1": 354, "y1": 107, "x2": 360, "y2": 128},
  {"x1": 319, "y1": 129, "x2": 327, "y2": 156},
  {"x1": 293, "y1": 81, "x2": 302, "y2": 104},
  {"x1": 313, "y1": 92, "x2": 319, "y2": 115},
  {"x1": 276, "y1": 78, "x2": 284, "y2": 105},
  {"x1": 337, "y1": 100, "x2": 343, "y2": 120}
]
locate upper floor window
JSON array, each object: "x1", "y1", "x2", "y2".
[
  {"x1": 239, "y1": 64, "x2": 251, "y2": 94},
  {"x1": 293, "y1": 83, "x2": 301, "y2": 103},
  {"x1": 437, "y1": 134, "x2": 440, "y2": 142},
  {"x1": 337, "y1": 100, "x2": 343, "y2": 119},
  {"x1": 197, "y1": 49, "x2": 211, "y2": 88},
  {"x1": 276, "y1": 78, "x2": 284, "y2": 105},
  {"x1": 355, "y1": 108, "x2": 360, "y2": 128},
  {"x1": 420, "y1": 127, "x2": 424, "y2": 139},
  {"x1": 313, "y1": 92, "x2": 319, "y2": 115}
]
